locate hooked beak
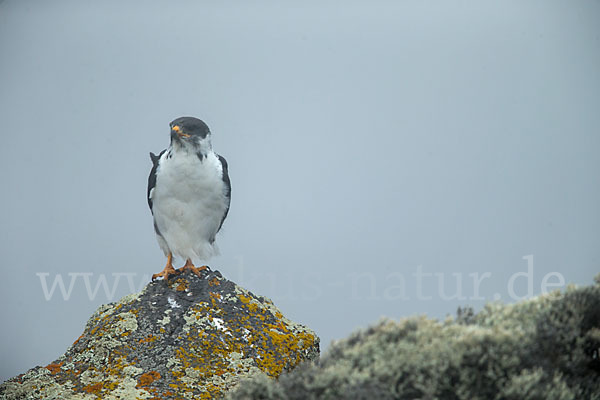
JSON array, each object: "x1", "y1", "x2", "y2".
[{"x1": 171, "y1": 125, "x2": 190, "y2": 140}]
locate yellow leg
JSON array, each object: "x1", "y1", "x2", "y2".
[
  {"x1": 152, "y1": 253, "x2": 177, "y2": 281},
  {"x1": 177, "y1": 259, "x2": 207, "y2": 278}
]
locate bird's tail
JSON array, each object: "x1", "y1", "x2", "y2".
[{"x1": 191, "y1": 241, "x2": 220, "y2": 262}]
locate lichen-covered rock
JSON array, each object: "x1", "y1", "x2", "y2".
[
  {"x1": 227, "y1": 275, "x2": 600, "y2": 400},
  {"x1": 0, "y1": 268, "x2": 319, "y2": 400}
]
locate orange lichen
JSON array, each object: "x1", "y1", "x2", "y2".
[
  {"x1": 209, "y1": 277, "x2": 220, "y2": 286},
  {"x1": 82, "y1": 382, "x2": 103, "y2": 394},
  {"x1": 171, "y1": 277, "x2": 189, "y2": 292},
  {"x1": 137, "y1": 371, "x2": 161, "y2": 387},
  {"x1": 45, "y1": 362, "x2": 63, "y2": 374},
  {"x1": 72, "y1": 334, "x2": 84, "y2": 345},
  {"x1": 139, "y1": 334, "x2": 158, "y2": 344}
]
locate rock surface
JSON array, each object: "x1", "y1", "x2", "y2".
[{"x1": 0, "y1": 268, "x2": 319, "y2": 399}]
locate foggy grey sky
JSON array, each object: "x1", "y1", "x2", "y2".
[{"x1": 1, "y1": 1, "x2": 599, "y2": 382}]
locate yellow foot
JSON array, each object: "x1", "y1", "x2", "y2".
[
  {"x1": 152, "y1": 253, "x2": 178, "y2": 281},
  {"x1": 177, "y1": 259, "x2": 207, "y2": 278}
]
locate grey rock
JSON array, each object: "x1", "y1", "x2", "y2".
[{"x1": 0, "y1": 268, "x2": 319, "y2": 399}]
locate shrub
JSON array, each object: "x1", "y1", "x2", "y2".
[{"x1": 227, "y1": 275, "x2": 600, "y2": 400}]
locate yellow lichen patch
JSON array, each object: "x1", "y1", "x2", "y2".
[
  {"x1": 209, "y1": 292, "x2": 222, "y2": 305},
  {"x1": 103, "y1": 379, "x2": 120, "y2": 393},
  {"x1": 209, "y1": 277, "x2": 220, "y2": 287},
  {"x1": 238, "y1": 293, "x2": 259, "y2": 313},
  {"x1": 45, "y1": 362, "x2": 63, "y2": 374},
  {"x1": 137, "y1": 371, "x2": 161, "y2": 387},
  {"x1": 250, "y1": 323, "x2": 319, "y2": 377},
  {"x1": 170, "y1": 314, "x2": 246, "y2": 396},
  {"x1": 276, "y1": 321, "x2": 288, "y2": 332},
  {"x1": 238, "y1": 293, "x2": 251, "y2": 304}
]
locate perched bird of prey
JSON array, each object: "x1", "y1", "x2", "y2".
[{"x1": 148, "y1": 117, "x2": 231, "y2": 280}]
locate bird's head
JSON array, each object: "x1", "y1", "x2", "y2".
[{"x1": 169, "y1": 116, "x2": 212, "y2": 155}]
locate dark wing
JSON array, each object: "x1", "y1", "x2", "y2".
[
  {"x1": 216, "y1": 153, "x2": 231, "y2": 234},
  {"x1": 147, "y1": 149, "x2": 166, "y2": 212}
]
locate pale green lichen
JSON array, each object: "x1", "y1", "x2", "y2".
[
  {"x1": 113, "y1": 311, "x2": 138, "y2": 335},
  {"x1": 182, "y1": 302, "x2": 218, "y2": 333},
  {"x1": 157, "y1": 309, "x2": 171, "y2": 326},
  {"x1": 102, "y1": 376, "x2": 152, "y2": 400}
]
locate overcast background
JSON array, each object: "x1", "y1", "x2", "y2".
[{"x1": 1, "y1": 0, "x2": 599, "y2": 382}]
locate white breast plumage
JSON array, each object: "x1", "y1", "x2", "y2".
[{"x1": 150, "y1": 149, "x2": 229, "y2": 262}]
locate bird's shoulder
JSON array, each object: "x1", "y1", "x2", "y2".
[
  {"x1": 214, "y1": 153, "x2": 231, "y2": 235},
  {"x1": 215, "y1": 153, "x2": 231, "y2": 192},
  {"x1": 147, "y1": 149, "x2": 167, "y2": 210}
]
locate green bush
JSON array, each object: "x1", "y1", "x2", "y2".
[{"x1": 227, "y1": 275, "x2": 600, "y2": 400}]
